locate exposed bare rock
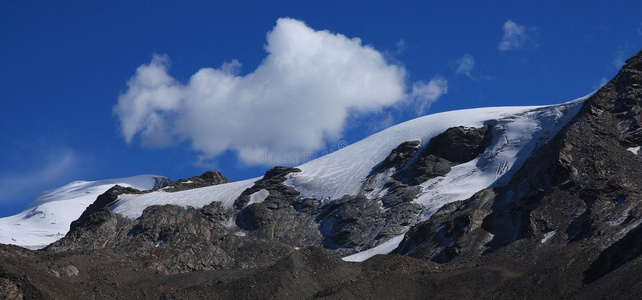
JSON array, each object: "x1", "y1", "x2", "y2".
[
  {"x1": 395, "y1": 50, "x2": 642, "y2": 291},
  {"x1": 0, "y1": 278, "x2": 23, "y2": 300},
  {"x1": 372, "y1": 140, "x2": 421, "y2": 173},
  {"x1": 158, "y1": 171, "x2": 230, "y2": 192},
  {"x1": 393, "y1": 125, "x2": 493, "y2": 185}
]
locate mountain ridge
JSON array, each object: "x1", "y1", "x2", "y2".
[{"x1": 0, "y1": 49, "x2": 641, "y2": 299}]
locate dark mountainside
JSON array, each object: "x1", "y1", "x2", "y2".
[{"x1": 1, "y1": 50, "x2": 642, "y2": 299}]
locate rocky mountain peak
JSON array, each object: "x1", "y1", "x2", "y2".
[{"x1": 3, "y1": 49, "x2": 642, "y2": 299}]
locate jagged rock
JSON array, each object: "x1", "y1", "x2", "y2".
[
  {"x1": 46, "y1": 186, "x2": 142, "y2": 252},
  {"x1": 48, "y1": 189, "x2": 295, "y2": 274},
  {"x1": 153, "y1": 176, "x2": 171, "y2": 189},
  {"x1": 423, "y1": 125, "x2": 493, "y2": 163},
  {"x1": 314, "y1": 193, "x2": 420, "y2": 255},
  {"x1": 69, "y1": 185, "x2": 144, "y2": 232},
  {"x1": 317, "y1": 195, "x2": 386, "y2": 251},
  {"x1": 584, "y1": 221, "x2": 642, "y2": 284},
  {"x1": 396, "y1": 189, "x2": 496, "y2": 262},
  {"x1": 380, "y1": 181, "x2": 421, "y2": 208},
  {"x1": 395, "y1": 50, "x2": 642, "y2": 290},
  {"x1": 393, "y1": 125, "x2": 493, "y2": 185},
  {"x1": 233, "y1": 166, "x2": 322, "y2": 246},
  {"x1": 0, "y1": 278, "x2": 23, "y2": 300},
  {"x1": 237, "y1": 203, "x2": 322, "y2": 246},
  {"x1": 159, "y1": 171, "x2": 230, "y2": 192},
  {"x1": 372, "y1": 140, "x2": 421, "y2": 173},
  {"x1": 234, "y1": 166, "x2": 301, "y2": 210}
]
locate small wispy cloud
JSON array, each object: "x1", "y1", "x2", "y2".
[
  {"x1": 411, "y1": 77, "x2": 448, "y2": 116},
  {"x1": 498, "y1": 20, "x2": 537, "y2": 52},
  {"x1": 394, "y1": 39, "x2": 407, "y2": 55},
  {"x1": 455, "y1": 54, "x2": 475, "y2": 77},
  {"x1": 0, "y1": 147, "x2": 79, "y2": 206}
]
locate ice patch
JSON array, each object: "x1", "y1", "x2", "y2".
[
  {"x1": 628, "y1": 146, "x2": 640, "y2": 155},
  {"x1": 342, "y1": 234, "x2": 405, "y2": 262},
  {"x1": 541, "y1": 230, "x2": 556, "y2": 243},
  {"x1": 113, "y1": 179, "x2": 257, "y2": 219},
  {"x1": 248, "y1": 189, "x2": 269, "y2": 206}
]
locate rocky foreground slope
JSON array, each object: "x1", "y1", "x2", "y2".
[{"x1": 1, "y1": 50, "x2": 642, "y2": 299}]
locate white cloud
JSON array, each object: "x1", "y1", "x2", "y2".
[
  {"x1": 455, "y1": 54, "x2": 475, "y2": 77},
  {"x1": 115, "y1": 18, "x2": 444, "y2": 165},
  {"x1": 499, "y1": 20, "x2": 537, "y2": 52},
  {"x1": 411, "y1": 77, "x2": 448, "y2": 116},
  {"x1": 0, "y1": 148, "x2": 78, "y2": 205},
  {"x1": 395, "y1": 39, "x2": 407, "y2": 54}
]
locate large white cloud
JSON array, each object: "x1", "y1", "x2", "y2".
[{"x1": 114, "y1": 18, "x2": 446, "y2": 165}]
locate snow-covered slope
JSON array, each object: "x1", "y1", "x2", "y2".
[
  {"x1": 113, "y1": 179, "x2": 257, "y2": 219},
  {"x1": 0, "y1": 175, "x2": 163, "y2": 249},
  {"x1": 288, "y1": 97, "x2": 586, "y2": 213},
  {"x1": 115, "y1": 96, "x2": 586, "y2": 216},
  {"x1": 110, "y1": 95, "x2": 588, "y2": 263}
]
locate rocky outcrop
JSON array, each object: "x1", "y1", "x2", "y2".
[
  {"x1": 48, "y1": 183, "x2": 295, "y2": 274},
  {"x1": 396, "y1": 50, "x2": 642, "y2": 288},
  {"x1": 393, "y1": 125, "x2": 493, "y2": 185},
  {"x1": 396, "y1": 189, "x2": 496, "y2": 262},
  {"x1": 45, "y1": 186, "x2": 141, "y2": 251},
  {"x1": 234, "y1": 166, "x2": 324, "y2": 247},
  {"x1": 158, "y1": 171, "x2": 230, "y2": 192},
  {"x1": 234, "y1": 166, "x2": 301, "y2": 210},
  {"x1": 317, "y1": 195, "x2": 386, "y2": 250},
  {"x1": 0, "y1": 278, "x2": 23, "y2": 300},
  {"x1": 355, "y1": 124, "x2": 495, "y2": 254},
  {"x1": 372, "y1": 140, "x2": 421, "y2": 173}
]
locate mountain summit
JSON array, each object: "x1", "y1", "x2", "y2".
[{"x1": 1, "y1": 50, "x2": 641, "y2": 299}]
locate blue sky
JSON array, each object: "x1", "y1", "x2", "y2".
[{"x1": 1, "y1": 1, "x2": 641, "y2": 217}]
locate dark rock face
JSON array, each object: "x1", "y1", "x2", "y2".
[
  {"x1": 315, "y1": 193, "x2": 421, "y2": 255},
  {"x1": 233, "y1": 166, "x2": 323, "y2": 246},
  {"x1": 49, "y1": 193, "x2": 294, "y2": 274},
  {"x1": 317, "y1": 195, "x2": 386, "y2": 250},
  {"x1": 424, "y1": 125, "x2": 493, "y2": 163},
  {"x1": 152, "y1": 176, "x2": 171, "y2": 189},
  {"x1": 233, "y1": 166, "x2": 301, "y2": 210},
  {"x1": 396, "y1": 50, "x2": 642, "y2": 291},
  {"x1": 159, "y1": 171, "x2": 230, "y2": 192},
  {"x1": 69, "y1": 185, "x2": 143, "y2": 232},
  {"x1": 393, "y1": 125, "x2": 493, "y2": 185},
  {"x1": 396, "y1": 190, "x2": 495, "y2": 263},
  {"x1": 0, "y1": 277, "x2": 24, "y2": 300},
  {"x1": 372, "y1": 140, "x2": 421, "y2": 173},
  {"x1": 46, "y1": 186, "x2": 141, "y2": 251}
]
